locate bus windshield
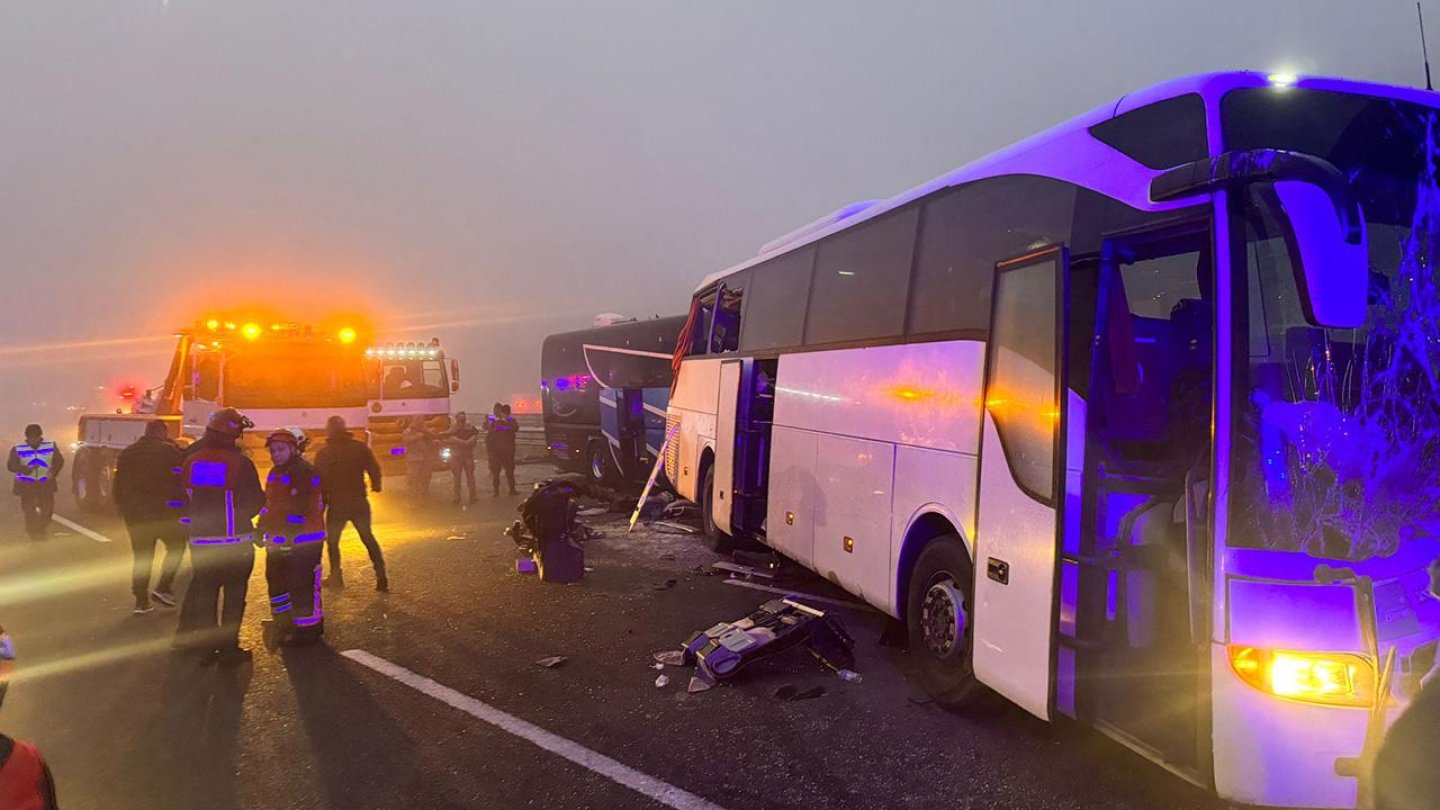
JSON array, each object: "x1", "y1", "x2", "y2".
[
  {"x1": 1226, "y1": 88, "x2": 1440, "y2": 560},
  {"x1": 223, "y1": 344, "x2": 370, "y2": 409}
]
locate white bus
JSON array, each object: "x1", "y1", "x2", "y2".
[{"x1": 664, "y1": 72, "x2": 1440, "y2": 808}]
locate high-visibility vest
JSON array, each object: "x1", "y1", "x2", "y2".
[{"x1": 12, "y1": 442, "x2": 56, "y2": 484}]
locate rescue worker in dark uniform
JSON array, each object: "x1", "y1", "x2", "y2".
[
  {"x1": 175, "y1": 408, "x2": 264, "y2": 666},
  {"x1": 7, "y1": 425, "x2": 63, "y2": 540},
  {"x1": 449, "y1": 411, "x2": 480, "y2": 504},
  {"x1": 315, "y1": 416, "x2": 387, "y2": 592},
  {"x1": 258, "y1": 429, "x2": 327, "y2": 651},
  {"x1": 0, "y1": 627, "x2": 59, "y2": 810},
  {"x1": 113, "y1": 419, "x2": 188, "y2": 615},
  {"x1": 485, "y1": 403, "x2": 519, "y2": 496}
]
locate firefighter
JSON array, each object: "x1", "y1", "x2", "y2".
[
  {"x1": 315, "y1": 416, "x2": 387, "y2": 592},
  {"x1": 6, "y1": 425, "x2": 64, "y2": 540},
  {"x1": 175, "y1": 408, "x2": 264, "y2": 665},
  {"x1": 0, "y1": 628, "x2": 59, "y2": 810},
  {"x1": 486, "y1": 403, "x2": 519, "y2": 496},
  {"x1": 113, "y1": 420, "x2": 187, "y2": 615},
  {"x1": 449, "y1": 411, "x2": 480, "y2": 505},
  {"x1": 258, "y1": 429, "x2": 326, "y2": 651}
]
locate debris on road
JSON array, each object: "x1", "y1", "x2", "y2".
[
  {"x1": 534, "y1": 656, "x2": 567, "y2": 668},
  {"x1": 773, "y1": 684, "x2": 826, "y2": 702},
  {"x1": 654, "y1": 674, "x2": 670, "y2": 688},
  {"x1": 651, "y1": 579, "x2": 677, "y2": 591},
  {"x1": 649, "y1": 598, "x2": 858, "y2": 692},
  {"x1": 649, "y1": 520, "x2": 699, "y2": 535},
  {"x1": 712, "y1": 561, "x2": 775, "y2": 580},
  {"x1": 506, "y1": 477, "x2": 588, "y2": 583},
  {"x1": 515, "y1": 557, "x2": 538, "y2": 575},
  {"x1": 652, "y1": 650, "x2": 686, "y2": 667},
  {"x1": 577, "y1": 506, "x2": 608, "y2": 517},
  {"x1": 835, "y1": 669, "x2": 864, "y2": 684},
  {"x1": 445, "y1": 534, "x2": 466, "y2": 542}
]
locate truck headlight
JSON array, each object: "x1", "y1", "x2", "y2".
[
  {"x1": 440, "y1": 447, "x2": 452, "y2": 460},
  {"x1": 1228, "y1": 645, "x2": 1376, "y2": 708}
]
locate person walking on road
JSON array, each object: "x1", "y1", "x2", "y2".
[
  {"x1": 449, "y1": 411, "x2": 480, "y2": 505},
  {"x1": 0, "y1": 627, "x2": 60, "y2": 810},
  {"x1": 175, "y1": 408, "x2": 264, "y2": 666},
  {"x1": 258, "y1": 429, "x2": 327, "y2": 651},
  {"x1": 113, "y1": 420, "x2": 187, "y2": 615},
  {"x1": 7, "y1": 425, "x2": 63, "y2": 540},
  {"x1": 486, "y1": 404, "x2": 519, "y2": 496},
  {"x1": 314, "y1": 416, "x2": 387, "y2": 592}
]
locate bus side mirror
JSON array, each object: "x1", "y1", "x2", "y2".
[{"x1": 1273, "y1": 180, "x2": 1368, "y2": 329}]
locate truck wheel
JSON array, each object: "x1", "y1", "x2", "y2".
[
  {"x1": 96, "y1": 460, "x2": 114, "y2": 510},
  {"x1": 699, "y1": 464, "x2": 733, "y2": 554},
  {"x1": 906, "y1": 535, "x2": 983, "y2": 709}
]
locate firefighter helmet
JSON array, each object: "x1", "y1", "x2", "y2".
[
  {"x1": 206, "y1": 407, "x2": 253, "y2": 437},
  {"x1": 266, "y1": 427, "x2": 309, "y2": 453}
]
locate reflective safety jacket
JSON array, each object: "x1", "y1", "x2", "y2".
[
  {"x1": 181, "y1": 433, "x2": 264, "y2": 546},
  {"x1": 0, "y1": 734, "x2": 58, "y2": 810},
  {"x1": 7, "y1": 441, "x2": 60, "y2": 486},
  {"x1": 258, "y1": 457, "x2": 325, "y2": 547}
]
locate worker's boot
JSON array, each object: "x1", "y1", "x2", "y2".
[
  {"x1": 323, "y1": 572, "x2": 344, "y2": 591},
  {"x1": 375, "y1": 568, "x2": 389, "y2": 593}
]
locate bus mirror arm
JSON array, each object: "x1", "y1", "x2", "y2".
[{"x1": 1150, "y1": 149, "x2": 1363, "y2": 243}]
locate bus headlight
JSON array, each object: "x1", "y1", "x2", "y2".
[{"x1": 1228, "y1": 645, "x2": 1375, "y2": 708}]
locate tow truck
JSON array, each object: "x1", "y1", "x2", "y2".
[{"x1": 71, "y1": 316, "x2": 374, "y2": 512}]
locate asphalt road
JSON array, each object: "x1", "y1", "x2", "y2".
[{"x1": 0, "y1": 463, "x2": 1231, "y2": 810}]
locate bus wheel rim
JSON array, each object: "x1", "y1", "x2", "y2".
[
  {"x1": 590, "y1": 448, "x2": 605, "y2": 479},
  {"x1": 921, "y1": 578, "x2": 966, "y2": 658}
]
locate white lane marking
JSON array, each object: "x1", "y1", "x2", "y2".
[
  {"x1": 720, "y1": 579, "x2": 881, "y2": 613},
  {"x1": 52, "y1": 515, "x2": 114, "y2": 544},
  {"x1": 341, "y1": 649, "x2": 727, "y2": 810}
]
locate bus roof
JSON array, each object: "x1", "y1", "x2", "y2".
[{"x1": 696, "y1": 71, "x2": 1440, "y2": 294}]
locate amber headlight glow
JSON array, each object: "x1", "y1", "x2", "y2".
[{"x1": 1228, "y1": 645, "x2": 1376, "y2": 708}]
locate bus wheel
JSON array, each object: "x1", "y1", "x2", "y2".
[
  {"x1": 587, "y1": 441, "x2": 615, "y2": 485},
  {"x1": 906, "y1": 535, "x2": 982, "y2": 709},
  {"x1": 699, "y1": 464, "x2": 733, "y2": 554}
]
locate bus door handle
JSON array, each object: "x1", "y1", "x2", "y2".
[{"x1": 986, "y1": 557, "x2": 1010, "y2": 585}]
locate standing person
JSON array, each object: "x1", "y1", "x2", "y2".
[
  {"x1": 402, "y1": 417, "x2": 434, "y2": 503},
  {"x1": 449, "y1": 412, "x2": 480, "y2": 505},
  {"x1": 257, "y1": 429, "x2": 326, "y2": 651},
  {"x1": 7, "y1": 426, "x2": 63, "y2": 540},
  {"x1": 314, "y1": 416, "x2": 387, "y2": 592},
  {"x1": 0, "y1": 627, "x2": 60, "y2": 810},
  {"x1": 113, "y1": 420, "x2": 187, "y2": 615},
  {"x1": 485, "y1": 403, "x2": 519, "y2": 496},
  {"x1": 175, "y1": 408, "x2": 264, "y2": 666}
]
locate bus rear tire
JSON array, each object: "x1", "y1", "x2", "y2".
[
  {"x1": 587, "y1": 441, "x2": 616, "y2": 485},
  {"x1": 906, "y1": 535, "x2": 983, "y2": 709},
  {"x1": 699, "y1": 464, "x2": 733, "y2": 554}
]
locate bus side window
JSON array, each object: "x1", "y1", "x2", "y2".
[
  {"x1": 691, "y1": 296, "x2": 715, "y2": 355},
  {"x1": 711, "y1": 285, "x2": 743, "y2": 353}
]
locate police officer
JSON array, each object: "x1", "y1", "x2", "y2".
[
  {"x1": 6, "y1": 425, "x2": 64, "y2": 540},
  {"x1": 258, "y1": 429, "x2": 326, "y2": 651},
  {"x1": 449, "y1": 411, "x2": 480, "y2": 504},
  {"x1": 0, "y1": 627, "x2": 59, "y2": 809},
  {"x1": 113, "y1": 420, "x2": 187, "y2": 615},
  {"x1": 175, "y1": 408, "x2": 264, "y2": 666},
  {"x1": 315, "y1": 416, "x2": 387, "y2": 592},
  {"x1": 486, "y1": 404, "x2": 518, "y2": 496}
]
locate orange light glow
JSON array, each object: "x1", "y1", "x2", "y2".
[
  {"x1": 337, "y1": 327, "x2": 358, "y2": 344},
  {"x1": 205, "y1": 319, "x2": 220, "y2": 331},
  {"x1": 241, "y1": 323, "x2": 263, "y2": 341},
  {"x1": 223, "y1": 322, "x2": 237, "y2": 331}
]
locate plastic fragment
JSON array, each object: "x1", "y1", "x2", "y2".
[
  {"x1": 836, "y1": 669, "x2": 863, "y2": 683},
  {"x1": 654, "y1": 674, "x2": 670, "y2": 687},
  {"x1": 534, "y1": 656, "x2": 567, "y2": 668}
]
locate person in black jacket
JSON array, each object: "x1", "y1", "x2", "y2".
[
  {"x1": 314, "y1": 416, "x2": 387, "y2": 592},
  {"x1": 113, "y1": 420, "x2": 187, "y2": 615},
  {"x1": 175, "y1": 408, "x2": 264, "y2": 666}
]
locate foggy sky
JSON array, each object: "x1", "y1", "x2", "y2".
[{"x1": 0, "y1": 0, "x2": 1429, "y2": 437}]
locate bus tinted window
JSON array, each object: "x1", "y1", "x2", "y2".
[
  {"x1": 909, "y1": 178, "x2": 1077, "y2": 336},
  {"x1": 805, "y1": 208, "x2": 918, "y2": 345},
  {"x1": 739, "y1": 248, "x2": 814, "y2": 351},
  {"x1": 1088, "y1": 93, "x2": 1207, "y2": 170}
]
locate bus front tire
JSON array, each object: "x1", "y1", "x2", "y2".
[
  {"x1": 906, "y1": 535, "x2": 983, "y2": 710},
  {"x1": 699, "y1": 464, "x2": 733, "y2": 554}
]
